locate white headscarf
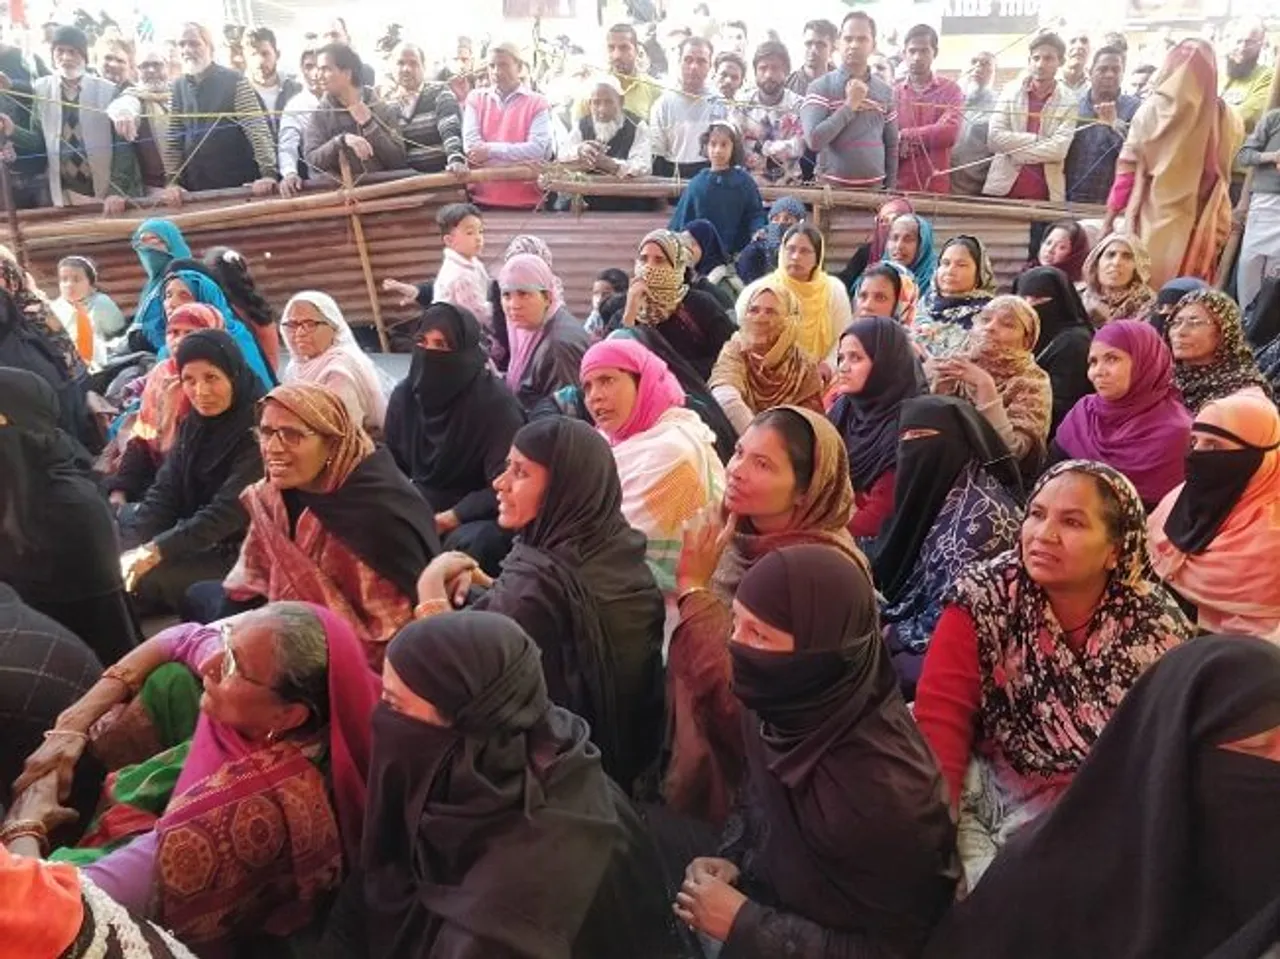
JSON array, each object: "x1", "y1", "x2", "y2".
[{"x1": 281, "y1": 291, "x2": 390, "y2": 431}]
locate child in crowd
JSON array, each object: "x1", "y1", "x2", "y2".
[
  {"x1": 735, "y1": 195, "x2": 807, "y2": 284},
  {"x1": 585, "y1": 267, "x2": 630, "y2": 339},
  {"x1": 429, "y1": 202, "x2": 493, "y2": 331},
  {"x1": 50, "y1": 255, "x2": 127, "y2": 367},
  {"x1": 668, "y1": 120, "x2": 766, "y2": 257}
]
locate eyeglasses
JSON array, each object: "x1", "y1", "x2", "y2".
[
  {"x1": 1167, "y1": 317, "x2": 1215, "y2": 332},
  {"x1": 280, "y1": 319, "x2": 325, "y2": 333},
  {"x1": 254, "y1": 424, "x2": 318, "y2": 449},
  {"x1": 219, "y1": 621, "x2": 272, "y2": 688}
]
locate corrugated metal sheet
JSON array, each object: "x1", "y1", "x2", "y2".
[{"x1": 6, "y1": 182, "x2": 1046, "y2": 337}]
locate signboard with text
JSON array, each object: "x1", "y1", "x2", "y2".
[{"x1": 941, "y1": 0, "x2": 1041, "y2": 35}]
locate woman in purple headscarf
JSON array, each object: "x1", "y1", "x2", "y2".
[{"x1": 1051, "y1": 320, "x2": 1193, "y2": 508}]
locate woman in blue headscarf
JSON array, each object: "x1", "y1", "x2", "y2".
[
  {"x1": 882, "y1": 211, "x2": 937, "y2": 298},
  {"x1": 131, "y1": 218, "x2": 192, "y2": 351},
  {"x1": 737, "y1": 195, "x2": 807, "y2": 286},
  {"x1": 160, "y1": 269, "x2": 275, "y2": 390}
]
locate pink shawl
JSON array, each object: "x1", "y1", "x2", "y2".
[{"x1": 580, "y1": 338, "x2": 686, "y2": 444}]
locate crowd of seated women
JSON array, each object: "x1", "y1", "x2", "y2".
[{"x1": 3, "y1": 200, "x2": 1280, "y2": 958}]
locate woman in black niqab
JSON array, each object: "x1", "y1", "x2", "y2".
[
  {"x1": 924, "y1": 635, "x2": 1280, "y2": 959},
  {"x1": 383, "y1": 303, "x2": 525, "y2": 574},
  {"x1": 681, "y1": 544, "x2": 957, "y2": 956},
  {"x1": 1011, "y1": 266, "x2": 1095, "y2": 434},
  {"x1": 353, "y1": 612, "x2": 620, "y2": 959}
]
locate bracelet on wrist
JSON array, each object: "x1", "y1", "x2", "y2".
[
  {"x1": 0, "y1": 819, "x2": 50, "y2": 855},
  {"x1": 677, "y1": 585, "x2": 711, "y2": 604},
  {"x1": 102, "y1": 663, "x2": 142, "y2": 697},
  {"x1": 43, "y1": 728, "x2": 88, "y2": 742},
  {"x1": 414, "y1": 598, "x2": 451, "y2": 620}
]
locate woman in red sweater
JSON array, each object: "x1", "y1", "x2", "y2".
[
  {"x1": 914, "y1": 459, "x2": 1192, "y2": 889},
  {"x1": 827, "y1": 316, "x2": 925, "y2": 541}
]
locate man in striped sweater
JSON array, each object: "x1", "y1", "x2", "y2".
[
  {"x1": 800, "y1": 10, "x2": 898, "y2": 190},
  {"x1": 387, "y1": 41, "x2": 465, "y2": 174},
  {"x1": 162, "y1": 22, "x2": 277, "y2": 200}
]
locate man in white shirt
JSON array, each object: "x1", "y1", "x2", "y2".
[
  {"x1": 278, "y1": 44, "x2": 324, "y2": 197},
  {"x1": 649, "y1": 36, "x2": 724, "y2": 178}
]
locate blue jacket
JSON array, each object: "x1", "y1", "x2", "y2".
[{"x1": 669, "y1": 167, "x2": 766, "y2": 257}]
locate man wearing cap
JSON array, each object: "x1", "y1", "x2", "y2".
[
  {"x1": 557, "y1": 75, "x2": 651, "y2": 210},
  {"x1": 462, "y1": 41, "x2": 552, "y2": 209},
  {"x1": 20, "y1": 25, "x2": 141, "y2": 208}
]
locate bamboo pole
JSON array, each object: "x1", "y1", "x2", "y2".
[
  {"x1": 6, "y1": 166, "x2": 542, "y2": 245},
  {"x1": 0, "y1": 161, "x2": 25, "y2": 270},
  {"x1": 340, "y1": 154, "x2": 390, "y2": 353},
  {"x1": 1215, "y1": 64, "x2": 1280, "y2": 289},
  {"x1": 538, "y1": 176, "x2": 1105, "y2": 223}
]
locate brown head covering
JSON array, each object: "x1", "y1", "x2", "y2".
[
  {"x1": 708, "y1": 279, "x2": 823, "y2": 415},
  {"x1": 261, "y1": 382, "x2": 374, "y2": 492},
  {"x1": 715, "y1": 406, "x2": 866, "y2": 599}
]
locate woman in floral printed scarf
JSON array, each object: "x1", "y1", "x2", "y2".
[
  {"x1": 914, "y1": 460, "x2": 1192, "y2": 889},
  {"x1": 1080, "y1": 233, "x2": 1158, "y2": 328},
  {"x1": 1167, "y1": 287, "x2": 1273, "y2": 413}
]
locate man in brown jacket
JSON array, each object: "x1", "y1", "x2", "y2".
[{"x1": 303, "y1": 43, "x2": 406, "y2": 178}]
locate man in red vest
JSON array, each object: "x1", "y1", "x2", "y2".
[{"x1": 462, "y1": 41, "x2": 552, "y2": 209}]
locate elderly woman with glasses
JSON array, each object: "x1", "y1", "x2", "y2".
[
  {"x1": 188, "y1": 383, "x2": 441, "y2": 670},
  {"x1": 9, "y1": 601, "x2": 379, "y2": 954}
]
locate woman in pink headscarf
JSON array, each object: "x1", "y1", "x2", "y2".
[
  {"x1": 580, "y1": 337, "x2": 725, "y2": 609},
  {"x1": 1053, "y1": 320, "x2": 1193, "y2": 508},
  {"x1": 498, "y1": 252, "x2": 590, "y2": 411},
  {"x1": 1148, "y1": 393, "x2": 1280, "y2": 640}
]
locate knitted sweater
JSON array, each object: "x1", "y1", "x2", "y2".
[
  {"x1": 669, "y1": 166, "x2": 767, "y2": 256},
  {"x1": 800, "y1": 65, "x2": 899, "y2": 188},
  {"x1": 398, "y1": 82, "x2": 465, "y2": 173}
]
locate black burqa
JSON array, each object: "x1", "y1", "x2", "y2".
[
  {"x1": 357, "y1": 612, "x2": 620, "y2": 959},
  {"x1": 474, "y1": 417, "x2": 665, "y2": 792},
  {"x1": 383, "y1": 303, "x2": 526, "y2": 518},
  {"x1": 723, "y1": 545, "x2": 958, "y2": 957},
  {"x1": 123, "y1": 329, "x2": 263, "y2": 550},
  {"x1": 827, "y1": 316, "x2": 925, "y2": 493},
  {"x1": 1012, "y1": 266, "x2": 1095, "y2": 435},
  {"x1": 871, "y1": 395, "x2": 1022, "y2": 603},
  {"x1": 0, "y1": 288, "x2": 91, "y2": 446},
  {"x1": 924, "y1": 635, "x2": 1280, "y2": 959},
  {"x1": 0, "y1": 369, "x2": 138, "y2": 664}
]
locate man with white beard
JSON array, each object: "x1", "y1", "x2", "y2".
[
  {"x1": 557, "y1": 75, "x2": 651, "y2": 210},
  {"x1": 949, "y1": 50, "x2": 997, "y2": 196},
  {"x1": 24, "y1": 25, "x2": 140, "y2": 209},
  {"x1": 160, "y1": 22, "x2": 277, "y2": 201},
  {"x1": 108, "y1": 45, "x2": 176, "y2": 195}
]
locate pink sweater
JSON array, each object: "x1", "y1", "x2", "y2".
[{"x1": 463, "y1": 87, "x2": 551, "y2": 208}]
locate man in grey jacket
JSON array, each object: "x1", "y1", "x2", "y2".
[{"x1": 800, "y1": 11, "x2": 898, "y2": 190}]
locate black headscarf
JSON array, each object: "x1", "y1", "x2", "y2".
[
  {"x1": 0, "y1": 369, "x2": 122, "y2": 603},
  {"x1": 170, "y1": 329, "x2": 263, "y2": 517},
  {"x1": 0, "y1": 290, "x2": 91, "y2": 445},
  {"x1": 730, "y1": 545, "x2": 957, "y2": 948},
  {"x1": 923, "y1": 635, "x2": 1280, "y2": 959},
  {"x1": 871, "y1": 396, "x2": 1022, "y2": 601},
  {"x1": 1162, "y1": 421, "x2": 1274, "y2": 555},
  {"x1": 362, "y1": 612, "x2": 619, "y2": 959},
  {"x1": 1012, "y1": 266, "x2": 1096, "y2": 432},
  {"x1": 827, "y1": 317, "x2": 924, "y2": 492},
  {"x1": 1244, "y1": 276, "x2": 1280, "y2": 351},
  {"x1": 294, "y1": 447, "x2": 442, "y2": 599},
  {"x1": 384, "y1": 303, "x2": 526, "y2": 509},
  {"x1": 474, "y1": 417, "x2": 665, "y2": 789}
]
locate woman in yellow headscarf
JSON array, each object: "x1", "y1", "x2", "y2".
[
  {"x1": 1102, "y1": 38, "x2": 1244, "y2": 289},
  {"x1": 735, "y1": 222, "x2": 852, "y2": 369},
  {"x1": 709, "y1": 277, "x2": 825, "y2": 433}
]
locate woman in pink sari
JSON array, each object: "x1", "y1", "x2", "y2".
[
  {"x1": 11, "y1": 601, "x2": 379, "y2": 954},
  {"x1": 1102, "y1": 39, "x2": 1245, "y2": 289}
]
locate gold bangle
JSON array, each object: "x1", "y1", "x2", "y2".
[
  {"x1": 413, "y1": 598, "x2": 451, "y2": 620},
  {"x1": 0, "y1": 819, "x2": 49, "y2": 854},
  {"x1": 677, "y1": 585, "x2": 710, "y2": 604},
  {"x1": 102, "y1": 663, "x2": 141, "y2": 697},
  {"x1": 42, "y1": 728, "x2": 88, "y2": 742}
]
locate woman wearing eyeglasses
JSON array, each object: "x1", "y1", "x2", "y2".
[
  {"x1": 118, "y1": 329, "x2": 265, "y2": 618},
  {"x1": 9, "y1": 600, "x2": 379, "y2": 954},
  {"x1": 384, "y1": 303, "x2": 525, "y2": 576},
  {"x1": 279, "y1": 290, "x2": 388, "y2": 436},
  {"x1": 1166, "y1": 288, "x2": 1273, "y2": 414},
  {"x1": 209, "y1": 383, "x2": 440, "y2": 671}
]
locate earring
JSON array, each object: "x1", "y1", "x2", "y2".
[{"x1": 266, "y1": 728, "x2": 278, "y2": 744}]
